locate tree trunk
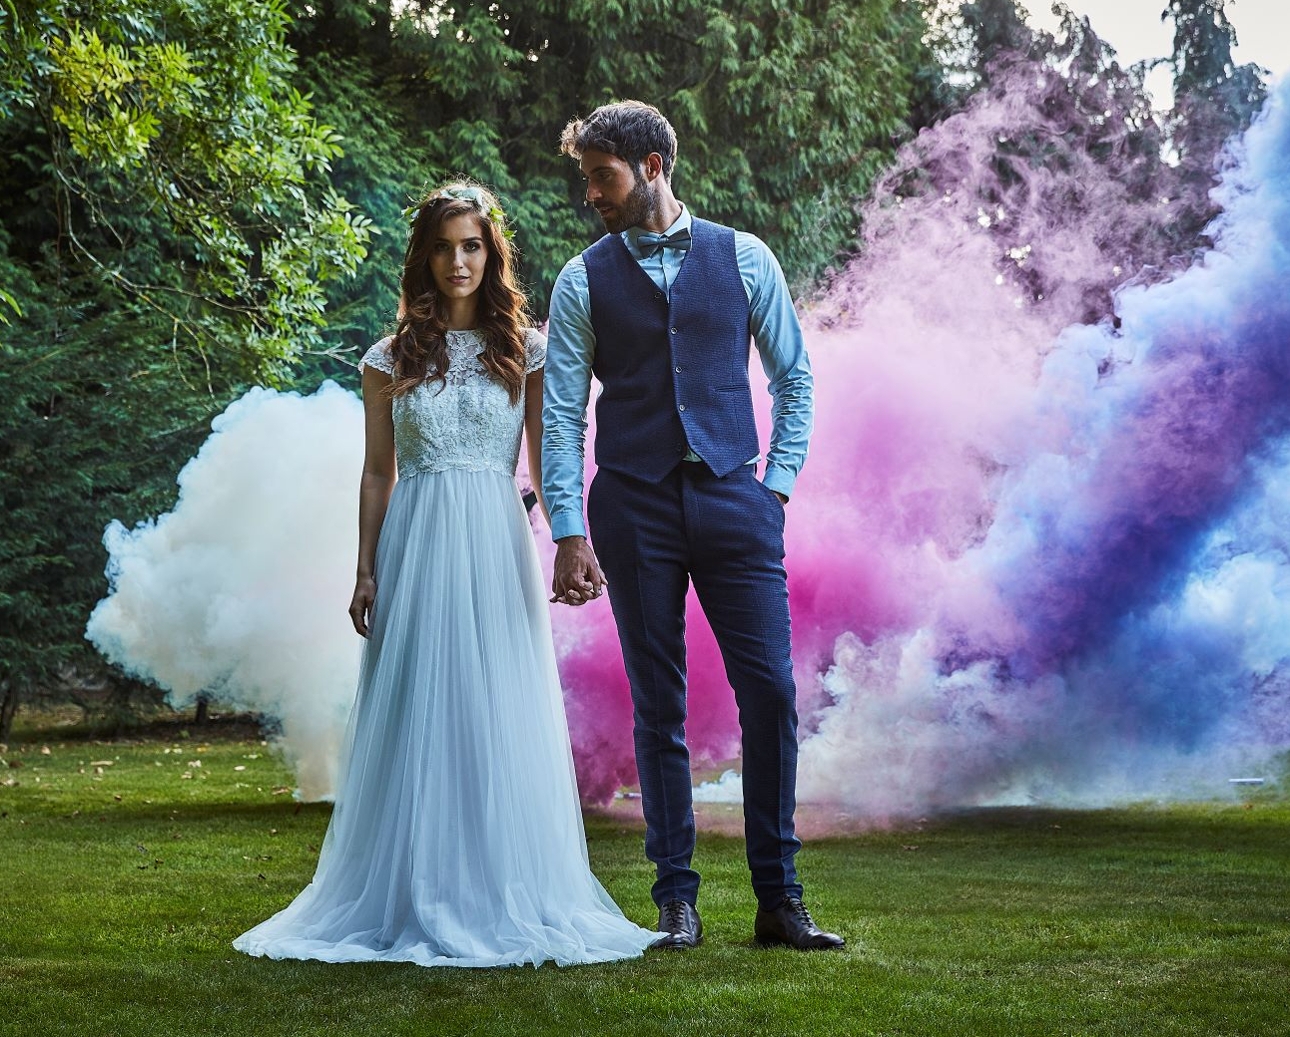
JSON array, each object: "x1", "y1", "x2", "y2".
[
  {"x1": 194, "y1": 694, "x2": 209, "y2": 726},
  {"x1": 0, "y1": 679, "x2": 18, "y2": 744}
]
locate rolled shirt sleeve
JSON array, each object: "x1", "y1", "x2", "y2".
[
  {"x1": 736, "y1": 231, "x2": 814, "y2": 499},
  {"x1": 541, "y1": 255, "x2": 595, "y2": 541}
]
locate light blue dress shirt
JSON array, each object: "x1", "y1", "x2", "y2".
[{"x1": 542, "y1": 204, "x2": 814, "y2": 541}]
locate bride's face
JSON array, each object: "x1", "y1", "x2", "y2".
[{"x1": 429, "y1": 212, "x2": 489, "y2": 301}]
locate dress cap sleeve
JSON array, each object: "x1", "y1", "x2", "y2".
[
  {"x1": 359, "y1": 336, "x2": 396, "y2": 375},
  {"x1": 524, "y1": 327, "x2": 547, "y2": 374}
]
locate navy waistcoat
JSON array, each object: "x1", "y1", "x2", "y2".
[{"x1": 584, "y1": 217, "x2": 759, "y2": 483}]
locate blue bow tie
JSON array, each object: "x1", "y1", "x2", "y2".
[{"x1": 636, "y1": 230, "x2": 692, "y2": 258}]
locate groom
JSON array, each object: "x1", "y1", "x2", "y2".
[{"x1": 542, "y1": 100, "x2": 842, "y2": 952}]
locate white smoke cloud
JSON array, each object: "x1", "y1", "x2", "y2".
[{"x1": 86, "y1": 382, "x2": 364, "y2": 800}]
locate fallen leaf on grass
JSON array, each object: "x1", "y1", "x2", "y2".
[
  {"x1": 40, "y1": 746, "x2": 51, "y2": 756},
  {"x1": 89, "y1": 760, "x2": 114, "y2": 767},
  {"x1": 271, "y1": 787, "x2": 291, "y2": 796},
  {"x1": 901, "y1": 845, "x2": 920, "y2": 851}
]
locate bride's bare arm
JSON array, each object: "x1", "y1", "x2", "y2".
[
  {"x1": 523, "y1": 367, "x2": 550, "y2": 527},
  {"x1": 349, "y1": 365, "x2": 396, "y2": 637}
]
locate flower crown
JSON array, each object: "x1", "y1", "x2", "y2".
[{"x1": 404, "y1": 184, "x2": 515, "y2": 240}]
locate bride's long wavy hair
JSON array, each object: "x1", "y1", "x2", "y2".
[{"x1": 388, "y1": 182, "x2": 529, "y2": 403}]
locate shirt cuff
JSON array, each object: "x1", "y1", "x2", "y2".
[
  {"x1": 762, "y1": 464, "x2": 797, "y2": 500},
  {"x1": 550, "y1": 509, "x2": 588, "y2": 542}
]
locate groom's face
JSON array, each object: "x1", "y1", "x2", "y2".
[{"x1": 580, "y1": 148, "x2": 652, "y2": 234}]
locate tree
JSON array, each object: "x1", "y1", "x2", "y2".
[
  {"x1": 0, "y1": 0, "x2": 373, "y2": 739},
  {"x1": 1163, "y1": 0, "x2": 1267, "y2": 237},
  {"x1": 0, "y1": 0, "x2": 372, "y2": 378},
  {"x1": 0, "y1": 245, "x2": 233, "y2": 740},
  {"x1": 283, "y1": 0, "x2": 943, "y2": 339},
  {"x1": 905, "y1": 0, "x2": 1269, "y2": 329}
]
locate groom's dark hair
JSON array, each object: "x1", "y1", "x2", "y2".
[{"x1": 560, "y1": 100, "x2": 677, "y2": 179}]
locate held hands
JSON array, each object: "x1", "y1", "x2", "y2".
[
  {"x1": 349, "y1": 576, "x2": 377, "y2": 637},
  {"x1": 551, "y1": 536, "x2": 607, "y2": 606}
]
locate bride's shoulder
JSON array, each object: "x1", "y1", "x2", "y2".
[
  {"x1": 359, "y1": 335, "x2": 396, "y2": 375},
  {"x1": 523, "y1": 326, "x2": 547, "y2": 373}
]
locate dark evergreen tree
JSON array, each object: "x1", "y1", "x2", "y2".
[{"x1": 1163, "y1": 0, "x2": 1268, "y2": 242}]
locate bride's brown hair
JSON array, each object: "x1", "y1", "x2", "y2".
[{"x1": 388, "y1": 182, "x2": 529, "y2": 403}]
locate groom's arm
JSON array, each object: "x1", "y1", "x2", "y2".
[
  {"x1": 737, "y1": 231, "x2": 814, "y2": 501},
  {"x1": 542, "y1": 256, "x2": 607, "y2": 606},
  {"x1": 542, "y1": 255, "x2": 594, "y2": 541}
]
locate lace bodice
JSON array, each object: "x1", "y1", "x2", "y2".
[{"x1": 359, "y1": 328, "x2": 546, "y2": 479}]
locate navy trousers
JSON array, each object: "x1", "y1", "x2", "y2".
[{"x1": 587, "y1": 461, "x2": 803, "y2": 909}]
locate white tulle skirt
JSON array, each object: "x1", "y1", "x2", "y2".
[{"x1": 233, "y1": 468, "x2": 657, "y2": 968}]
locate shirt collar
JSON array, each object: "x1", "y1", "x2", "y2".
[{"x1": 623, "y1": 204, "x2": 692, "y2": 259}]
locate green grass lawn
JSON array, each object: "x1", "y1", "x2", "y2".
[{"x1": 1, "y1": 723, "x2": 1287, "y2": 1037}]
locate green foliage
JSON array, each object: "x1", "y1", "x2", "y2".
[
  {"x1": 0, "y1": 1, "x2": 382, "y2": 734},
  {"x1": 288, "y1": 0, "x2": 943, "y2": 330},
  {"x1": 0, "y1": 240, "x2": 236, "y2": 738},
  {"x1": 1, "y1": 0, "x2": 372, "y2": 377},
  {"x1": 573, "y1": 0, "x2": 940, "y2": 292}
]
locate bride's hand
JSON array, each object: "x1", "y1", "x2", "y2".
[{"x1": 349, "y1": 577, "x2": 377, "y2": 637}]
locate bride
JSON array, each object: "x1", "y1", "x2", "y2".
[{"x1": 233, "y1": 182, "x2": 657, "y2": 968}]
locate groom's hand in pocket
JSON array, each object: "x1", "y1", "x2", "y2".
[{"x1": 551, "y1": 536, "x2": 607, "y2": 606}]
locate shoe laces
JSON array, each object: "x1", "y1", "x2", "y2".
[
  {"x1": 784, "y1": 897, "x2": 814, "y2": 927},
  {"x1": 661, "y1": 901, "x2": 690, "y2": 930}
]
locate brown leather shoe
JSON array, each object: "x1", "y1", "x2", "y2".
[
  {"x1": 754, "y1": 896, "x2": 845, "y2": 950},
  {"x1": 651, "y1": 899, "x2": 702, "y2": 950}
]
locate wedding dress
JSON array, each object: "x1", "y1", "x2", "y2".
[{"x1": 233, "y1": 329, "x2": 656, "y2": 967}]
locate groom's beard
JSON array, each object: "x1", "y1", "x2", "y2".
[{"x1": 596, "y1": 169, "x2": 655, "y2": 234}]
